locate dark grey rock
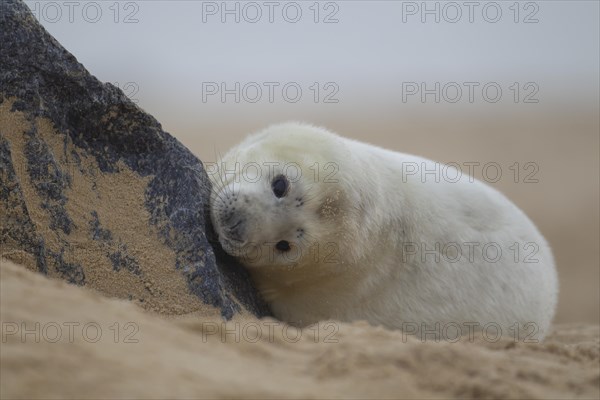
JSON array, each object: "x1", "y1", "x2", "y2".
[{"x1": 0, "y1": 0, "x2": 269, "y2": 319}]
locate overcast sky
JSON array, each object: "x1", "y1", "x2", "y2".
[{"x1": 24, "y1": 1, "x2": 599, "y2": 150}]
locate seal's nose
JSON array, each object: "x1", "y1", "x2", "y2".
[
  {"x1": 223, "y1": 218, "x2": 245, "y2": 243},
  {"x1": 218, "y1": 203, "x2": 247, "y2": 243}
]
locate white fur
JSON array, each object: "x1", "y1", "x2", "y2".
[{"x1": 209, "y1": 122, "x2": 558, "y2": 340}]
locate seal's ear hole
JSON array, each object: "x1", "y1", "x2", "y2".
[
  {"x1": 275, "y1": 240, "x2": 291, "y2": 252},
  {"x1": 271, "y1": 175, "x2": 289, "y2": 198}
]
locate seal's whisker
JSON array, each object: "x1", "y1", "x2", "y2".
[
  {"x1": 209, "y1": 187, "x2": 229, "y2": 208},
  {"x1": 300, "y1": 181, "x2": 319, "y2": 196},
  {"x1": 232, "y1": 150, "x2": 242, "y2": 198},
  {"x1": 207, "y1": 178, "x2": 233, "y2": 215},
  {"x1": 301, "y1": 232, "x2": 322, "y2": 249},
  {"x1": 207, "y1": 169, "x2": 229, "y2": 207},
  {"x1": 301, "y1": 190, "x2": 320, "y2": 205},
  {"x1": 214, "y1": 149, "x2": 235, "y2": 201},
  {"x1": 209, "y1": 146, "x2": 228, "y2": 200},
  {"x1": 298, "y1": 235, "x2": 315, "y2": 251},
  {"x1": 213, "y1": 149, "x2": 229, "y2": 194}
]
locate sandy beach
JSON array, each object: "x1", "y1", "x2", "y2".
[
  {"x1": 1, "y1": 103, "x2": 599, "y2": 398},
  {"x1": 2, "y1": 259, "x2": 599, "y2": 399},
  {"x1": 1, "y1": 0, "x2": 598, "y2": 394}
]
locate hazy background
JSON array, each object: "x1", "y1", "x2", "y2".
[{"x1": 25, "y1": 0, "x2": 599, "y2": 323}]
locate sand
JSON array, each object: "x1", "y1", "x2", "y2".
[
  {"x1": 0, "y1": 99, "x2": 225, "y2": 318},
  {"x1": 1, "y1": 258, "x2": 598, "y2": 399},
  {"x1": 1, "y1": 88, "x2": 598, "y2": 399},
  {"x1": 1, "y1": 99, "x2": 598, "y2": 398},
  {"x1": 1, "y1": 104, "x2": 599, "y2": 398},
  {"x1": 2, "y1": 1, "x2": 598, "y2": 396}
]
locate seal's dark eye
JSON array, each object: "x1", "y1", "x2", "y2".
[
  {"x1": 275, "y1": 240, "x2": 290, "y2": 252},
  {"x1": 271, "y1": 175, "x2": 289, "y2": 198}
]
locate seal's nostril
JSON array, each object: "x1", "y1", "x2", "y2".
[
  {"x1": 275, "y1": 240, "x2": 291, "y2": 252},
  {"x1": 230, "y1": 220, "x2": 242, "y2": 230},
  {"x1": 221, "y1": 217, "x2": 245, "y2": 243}
]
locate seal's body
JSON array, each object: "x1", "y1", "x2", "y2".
[{"x1": 209, "y1": 123, "x2": 558, "y2": 339}]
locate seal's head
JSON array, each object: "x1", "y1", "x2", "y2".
[{"x1": 208, "y1": 123, "x2": 360, "y2": 272}]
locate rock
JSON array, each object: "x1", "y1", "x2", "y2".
[{"x1": 0, "y1": 0, "x2": 269, "y2": 319}]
